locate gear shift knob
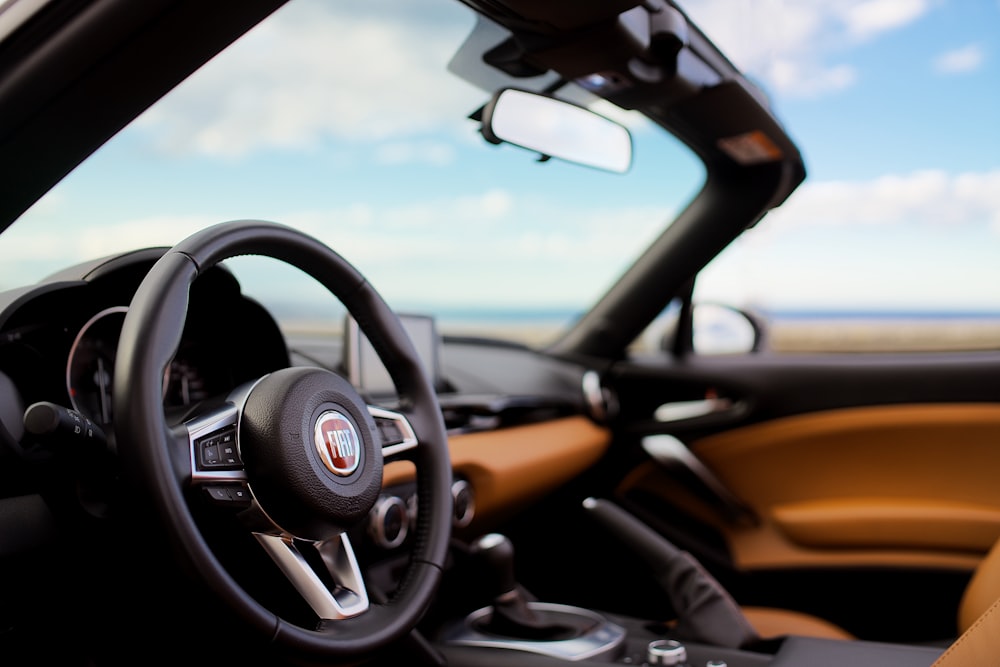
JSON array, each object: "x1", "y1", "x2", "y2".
[
  {"x1": 470, "y1": 533, "x2": 517, "y2": 597},
  {"x1": 468, "y1": 532, "x2": 576, "y2": 640}
]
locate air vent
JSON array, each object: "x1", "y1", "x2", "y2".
[{"x1": 582, "y1": 370, "x2": 618, "y2": 424}]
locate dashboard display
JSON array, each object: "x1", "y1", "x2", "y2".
[{"x1": 343, "y1": 313, "x2": 440, "y2": 397}]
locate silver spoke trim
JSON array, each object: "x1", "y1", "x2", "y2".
[
  {"x1": 185, "y1": 379, "x2": 262, "y2": 483},
  {"x1": 255, "y1": 532, "x2": 370, "y2": 620},
  {"x1": 368, "y1": 405, "x2": 418, "y2": 457}
]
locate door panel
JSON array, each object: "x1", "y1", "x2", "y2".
[
  {"x1": 611, "y1": 354, "x2": 1000, "y2": 564},
  {"x1": 692, "y1": 403, "x2": 1000, "y2": 567},
  {"x1": 606, "y1": 351, "x2": 1000, "y2": 638}
]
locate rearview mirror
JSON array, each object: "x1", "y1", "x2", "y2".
[{"x1": 481, "y1": 89, "x2": 632, "y2": 173}]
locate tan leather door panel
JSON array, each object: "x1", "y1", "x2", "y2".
[{"x1": 622, "y1": 403, "x2": 1000, "y2": 573}]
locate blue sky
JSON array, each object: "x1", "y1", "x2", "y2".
[
  {"x1": 2, "y1": 0, "x2": 998, "y2": 321},
  {"x1": 686, "y1": 0, "x2": 1000, "y2": 312}
]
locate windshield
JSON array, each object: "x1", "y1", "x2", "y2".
[{"x1": 0, "y1": 0, "x2": 704, "y2": 347}]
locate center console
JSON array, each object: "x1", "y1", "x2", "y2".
[
  {"x1": 443, "y1": 601, "x2": 627, "y2": 661},
  {"x1": 429, "y1": 502, "x2": 946, "y2": 667}
]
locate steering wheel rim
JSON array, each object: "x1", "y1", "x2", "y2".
[{"x1": 113, "y1": 219, "x2": 453, "y2": 658}]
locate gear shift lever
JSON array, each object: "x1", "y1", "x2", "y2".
[
  {"x1": 444, "y1": 532, "x2": 629, "y2": 660},
  {"x1": 469, "y1": 533, "x2": 576, "y2": 640},
  {"x1": 470, "y1": 533, "x2": 519, "y2": 600}
]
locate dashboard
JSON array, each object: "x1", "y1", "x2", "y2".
[
  {"x1": 0, "y1": 249, "x2": 288, "y2": 450},
  {"x1": 0, "y1": 247, "x2": 613, "y2": 557}
]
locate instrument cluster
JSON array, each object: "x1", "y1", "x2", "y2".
[{"x1": 0, "y1": 254, "x2": 290, "y2": 455}]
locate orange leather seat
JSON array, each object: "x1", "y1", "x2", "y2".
[{"x1": 740, "y1": 538, "x2": 1000, "y2": 641}]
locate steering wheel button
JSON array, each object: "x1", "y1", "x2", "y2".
[
  {"x1": 229, "y1": 486, "x2": 250, "y2": 504},
  {"x1": 204, "y1": 486, "x2": 232, "y2": 503},
  {"x1": 203, "y1": 485, "x2": 251, "y2": 506},
  {"x1": 201, "y1": 442, "x2": 221, "y2": 466},
  {"x1": 220, "y1": 443, "x2": 240, "y2": 465}
]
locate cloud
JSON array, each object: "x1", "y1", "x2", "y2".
[
  {"x1": 0, "y1": 209, "x2": 222, "y2": 289},
  {"x1": 697, "y1": 168, "x2": 1000, "y2": 311},
  {"x1": 761, "y1": 168, "x2": 1000, "y2": 231},
  {"x1": 933, "y1": 44, "x2": 986, "y2": 74},
  {"x1": 681, "y1": 0, "x2": 933, "y2": 98},
  {"x1": 136, "y1": 0, "x2": 485, "y2": 158},
  {"x1": 765, "y1": 60, "x2": 857, "y2": 97},
  {"x1": 842, "y1": 0, "x2": 930, "y2": 39},
  {"x1": 374, "y1": 141, "x2": 457, "y2": 167}
]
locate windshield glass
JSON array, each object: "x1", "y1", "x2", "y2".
[{"x1": 0, "y1": 0, "x2": 703, "y2": 347}]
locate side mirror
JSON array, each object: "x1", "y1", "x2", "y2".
[
  {"x1": 691, "y1": 303, "x2": 766, "y2": 355},
  {"x1": 644, "y1": 302, "x2": 766, "y2": 356},
  {"x1": 481, "y1": 88, "x2": 633, "y2": 173}
]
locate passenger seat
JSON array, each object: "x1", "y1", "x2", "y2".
[{"x1": 742, "y1": 536, "x2": 1000, "y2": 641}]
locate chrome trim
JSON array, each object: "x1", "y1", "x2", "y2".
[
  {"x1": 0, "y1": 0, "x2": 50, "y2": 42},
  {"x1": 641, "y1": 434, "x2": 757, "y2": 525},
  {"x1": 451, "y1": 479, "x2": 475, "y2": 528},
  {"x1": 186, "y1": 403, "x2": 245, "y2": 482},
  {"x1": 647, "y1": 639, "x2": 687, "y2": 666},
  {"x1": 66, "y1": 306, "x2": 129, "y2": 425},
  {"x1": 368, "y1": 405, "x2": 418, "y2": 457},
  {"x1": 581, "y1": 370, "x2": 606, "y2": 422},
  {"x1": 254, "y1": 532, "x2": 369, "y2": 620},
  {"x1": 368, "y1": 495, "x2": 409, "y2": 549},
  {"x1": 314, "y1": 409, "x2": 361, "y2": 477},
  {"x1": 443, "y1": 602, "x2": 626, "y2": 661},
  {"x1": 186, "y1": 379, "x2": 261, "y2": 483},
  {"x1": 582, "y1": 370, "x2": 617, "y2": 423},
  {"x1": 654, "y1": 397, "x2": 733, "y2": 422}
]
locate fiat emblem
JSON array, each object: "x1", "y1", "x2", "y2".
[{"x1": 314, "y1": 410, "x2": 361, "y2": 477}]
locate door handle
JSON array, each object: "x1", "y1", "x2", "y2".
[
  {"x1": 642, "y1": 434, "x2": 758, "y2": 527},
  {"x1": 654, "y1": 398, "x2": 733, "y2": 422}
]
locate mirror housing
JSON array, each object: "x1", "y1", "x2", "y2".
[
  {"x1": 650, "y1": 302, "x2": 766, "y2": 356},
  {"x1": 691, "y1": 303, "x2": 766, "y2": 355},
  {"x1": 481, "y1": 88, "x2": 633, "y2": 173}
]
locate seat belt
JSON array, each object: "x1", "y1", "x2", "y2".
[{"x1": 931, "y1": 597, "x2": 1000, "y2": 666}]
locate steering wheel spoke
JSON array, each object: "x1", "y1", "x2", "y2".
[
  {"x1": 184, "y1": 402, "x2": 247, "y2": 484},
  {"x1": 368, "y1": 405, "x2": 418, "y2": 460},
  {"x1": 255, "y1": 532, "x2": 370, "y2": 620}
]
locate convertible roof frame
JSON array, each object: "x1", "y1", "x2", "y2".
[
  {"x1": 452, "y1": 0, "x2": 805, "y2": 358},
  {"x1": 0, "y1": 0, "x2": 288, "y2": 231}
]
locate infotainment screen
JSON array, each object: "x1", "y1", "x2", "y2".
[{"x1": 343, "y1": 313, "x2": 441, "y2": 396}]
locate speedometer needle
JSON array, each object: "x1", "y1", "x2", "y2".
[{"x1": 96, "y1": 356, "x2": 111, "y2": 425}]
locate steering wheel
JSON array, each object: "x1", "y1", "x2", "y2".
[{"x1": 112, "y1": 220, "x2": 453, "y2": 659}]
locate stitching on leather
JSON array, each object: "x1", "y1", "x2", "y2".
[{"x1": 933, "y1": 596, "x2": 1000, "y2": 665}]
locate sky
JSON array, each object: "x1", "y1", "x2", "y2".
[
  {"x1": 2, "y1": 0, "x2": 999, "y2": 321},
  {"x1": 684, "y1": 0, "x2": 1000, "y2": 312}
]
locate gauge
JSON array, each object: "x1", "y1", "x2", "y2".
[
  {"x1": 68, "y1": 306, "x2": 220, "y2": 427},
  {"x1": 67, "y1": 306, "x2": 129, "y2": 428},
  {"x1": 163, "y1": 355, "x2": 210, "y2": 408}
]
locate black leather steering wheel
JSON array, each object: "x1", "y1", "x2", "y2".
[{"x1": 112, "y1": 220, "x2": 453, "y2": 659}]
